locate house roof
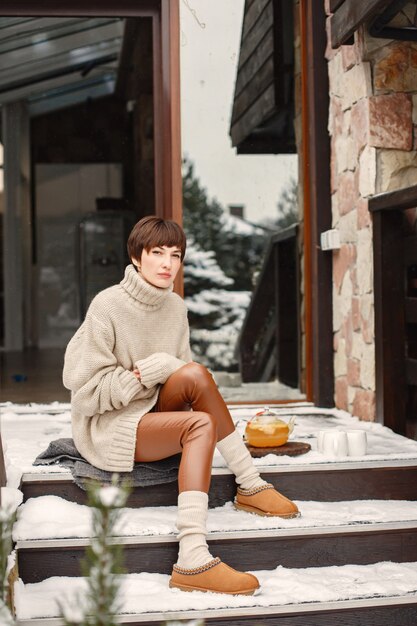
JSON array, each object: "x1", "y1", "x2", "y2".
[
  {"x1": 0, "y1": 17, "x2": 124, "y2": 115},
  {"x1": 229, "y1": 0, "x2": 295, "y2": 155}
]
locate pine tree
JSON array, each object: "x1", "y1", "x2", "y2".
[
  {"x1": 182, "y1": 158, "x2": 269, "y2": 291},
  {"x1": 184, "y1": 239, "x2": 233, "y2": 303},
  {"x1": 184, "y1": 239, "x2": 250, "y2": 371},
  {"x1": 182, "y1": 159, "x2": 271, "y2": 370},
  {"x1": 182, "y1": 159, "x2": 225, "y2": 258}
]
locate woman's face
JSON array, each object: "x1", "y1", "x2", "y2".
[{"x1": 133, "y1": 246, "x2": 182, "y2": 288}]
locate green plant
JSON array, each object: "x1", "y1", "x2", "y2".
[
  {"x1": 0, "y1": 501, "x2": 17, "y2": 624},
  {"x1": 61, "y1": 479, "x2": 130, "y2": 626}
]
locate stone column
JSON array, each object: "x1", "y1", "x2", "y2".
[{"x1": 325, "y1": 3, "x2": 416, "y2": 421}]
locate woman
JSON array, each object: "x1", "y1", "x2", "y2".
[{"x1": 63, "y1": 216, "x2": 299, "y2": 596}]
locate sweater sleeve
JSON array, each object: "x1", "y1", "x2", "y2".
[
  {"x1": 134, "y1": 352, "x2": 187, "y2": 388},
  {"x1": 63, "y1": 313, "x2": 150, "y2": 417}
]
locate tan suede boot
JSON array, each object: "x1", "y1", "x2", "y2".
[
  {"x1": 217, "y1": 431, "x2": 300, "y2": 518},
  {"x1": 235, "y1": 483, "x2": 300, "y2": 518},
  {"x1": 170, "y1": 557, "x2": 260, "y2": 595}
]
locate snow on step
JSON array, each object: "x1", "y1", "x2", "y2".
[
  {"x1": 14, "y1": 561, "x2": 417, "y2": 621},
  {"x1": 13, "y1": 495, "x2": 417, "y2": 542},
  {"x1": 5, "y1": 406, "x2": 417, "y2": 486}
]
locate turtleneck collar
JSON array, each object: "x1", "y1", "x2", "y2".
[{"x1": 120, "y1": 264, "x2": 172, "y2": 310}]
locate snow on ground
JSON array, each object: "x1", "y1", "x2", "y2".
[
  {"x1": 219, "y1": 379, "x2": 304, "y2": 401},
  {"x1": 12, "y1": 497, "x2": 417, "y2": 541},
  {"x1": 14, "y1": 561, "x2": 417, "y2": 619},
  {"x1": 1, "y1": 487, "x2": 23, "y2": 514},
  {"x1": 0, "y1": 409, "x2": 73, "y2": 485},
  {"x1": 2, "y1": 403, "x2": 417, "y2": 485}
]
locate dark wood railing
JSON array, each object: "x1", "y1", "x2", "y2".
[
  {"x1": 369, "y1": 184, "x2": 417, "y2": 437},
  {"x1": 237, "y1": 224, "x2": 300, "y2": 388}
]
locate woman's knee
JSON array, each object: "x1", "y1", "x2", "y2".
[
  {"x1": 184, "y1": 411, "x2": 217, "y2": 444},
  {"x1": 178, "y1": 362, "x2": 215, "y2": 388}
]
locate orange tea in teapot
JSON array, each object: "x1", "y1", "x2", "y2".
[{"x1": 245, "y1": 407, "x2": 295, "y2": 448}]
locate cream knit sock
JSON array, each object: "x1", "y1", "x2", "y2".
[
  {"x1": 217, "y1": 430, "x2": 267, "y2": 491},
  {"x1": 176, "y1": 491, "x2": 213, "y2": 569}
]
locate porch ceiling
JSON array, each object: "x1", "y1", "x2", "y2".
[{"x1": 0, "y1": 17, "x2": 125, "y2": 115}]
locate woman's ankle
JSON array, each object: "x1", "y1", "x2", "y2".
[
  {"x1": 238, "y1": 474, "x2": 268, "y2": 491},
  {"x1": 217, "y1": 430, "x2": 267, "y2": 491},
  {"x1": 176, "y1": 491, "x2": 212, "y2": 569},
  {"x1": 177, "y1": 538, "x2": 213, "y2": 569}
]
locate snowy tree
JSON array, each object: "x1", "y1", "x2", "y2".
[
  {"x1": 182, "y1": 159, "x2": 273, "y2": 370},
  {"x1": 187, "y1": 289, "x2": 251, "y2": 371},
  {"x1": 183, "y1": 239, "x2": 232, "y2": 298},
  {"x1": 215, "y1": 213, "x2": 270, "y2": 291},
  {"x1": 184, "y1": 239, "x2": 251, "y2": 371}
]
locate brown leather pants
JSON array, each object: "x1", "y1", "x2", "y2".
[{"x1": 135, "y1": 362, "x2": 235, "y2": 493}]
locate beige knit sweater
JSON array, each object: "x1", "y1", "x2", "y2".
[{"x1": 63, "y1": 264, "x2": 192, "y2": 472}]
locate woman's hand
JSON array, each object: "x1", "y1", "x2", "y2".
[{"x1": 133, "y1": 368, "x2": 141, "y2": 381}]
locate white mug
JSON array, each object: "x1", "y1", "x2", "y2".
[
  {"x1": 317, "y1": 430, "x2": 326, "y2": 453},
  {"x1": 346, "y1": 430, "x2": 367, "y2": 456},
  {"x1": 321, "y1": 431, "x2": 349, "y2": 457}
]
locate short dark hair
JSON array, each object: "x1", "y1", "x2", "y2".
[{"x1": 127, "y1": 216, "x2": 187, "y2": 262}]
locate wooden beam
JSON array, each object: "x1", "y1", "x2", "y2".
[
  {"x1": 369, "y1": 185, "x2": 417, "y2": 213},
  {"x1": 147, "y1": 0, "x2": 183, "y2": 295},
  {"x1": 115, "y1": 18, "x2": 138, "y2": 97},
  {"x1": 2, "y1": 102, "x2": 32, "y2": 351},
  {"x1": 0, "y1": 0, "x2": 159, "y2": 16},
  {"x1": 301, "y1": 1, "x2": 334, "y2": 406},
  {"x1": 330, "y1": 0, "x2": 393, "y2": 48},
  {"x1": 163, "y1": 0, "x2": 182, "y2": 227}
]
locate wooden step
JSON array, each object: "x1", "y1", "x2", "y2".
[
  {"x1": 15, "y1": 598, "x2": 417, "y2": 626},
  {"x1": 21, "y1": 459, "x2": 417, "y2": 506},
  {"x1": 14, "y1": 563, "x2": 417, "y2": 626},
  {"x1": 14, "y1": 497, "x2": 417, "y2": 582},
  {"x1": 16, "y1": 520, "x2": 417, "y2": 583}
]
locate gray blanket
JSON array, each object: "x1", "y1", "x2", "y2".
[{"x1": 34, "y1": 438, "x2": 180, "y2": 491}]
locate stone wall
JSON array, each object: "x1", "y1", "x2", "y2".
[{"x1": 325, "y1": 2, "x2": 417, "y2": 420}]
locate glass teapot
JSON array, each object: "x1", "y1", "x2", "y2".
[{"x1": 245, "y1": 407, "x2": 296, "y2": 448}]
